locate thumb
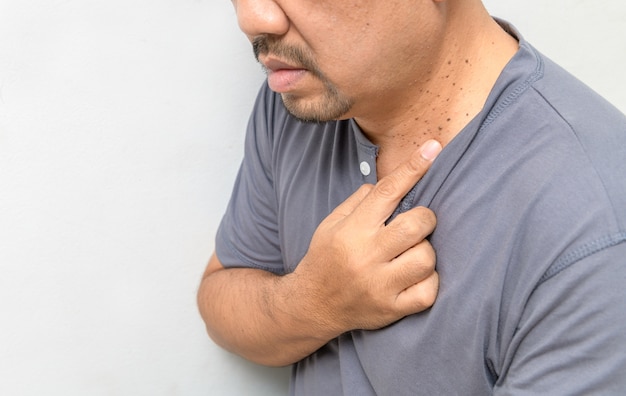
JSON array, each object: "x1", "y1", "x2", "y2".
[{"x1": 327, "y1": 184, "x2": 374, "y2": 221}]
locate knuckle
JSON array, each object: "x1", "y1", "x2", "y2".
[
  {"x1": 406, "y1": 154, "x2": 428, "y2": 173},
  {"x1": 352, "y1": 184, "x2": 375, "y2": 202},
  {"x1": 408, "y1": 273, "x2": 439, "y2": 312},
  {"x1": 414, "y1": 206, "x2": 437, "y2": 227},
  {"x1": 359, "y1": 184, "x2": 375, "y2": 194},
  {"x1": 373, "y1": 176, "x2": 400, "y2": 200},
  {"x1": 420, "y1": 273, "x2": 440, "y2": 307},
  {"x1": 406, "y1": 255, "x2": 435, "y2": 281},
  {"x1": 391, "y1": 216, "x2": 421, "y2": 238},
  {"x1": 393, "y1": 244, "x2": 437, "y2": 281},
  {"x1": 389, "y1": 212, "x2": 433, "y2": 238},
  {"x1": 418, "y1": 240, "x2": 437, "y2": 267}
]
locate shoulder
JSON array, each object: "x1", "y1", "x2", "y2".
[
  {"x1": 481, "y1": 41, "x2": 626, "y2": 229},
  {"x1": 533, "y1": 46, "x2": 626, "y2": 228}
]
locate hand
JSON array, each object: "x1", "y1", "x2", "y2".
[{"x1": 293, "y1": 140, "x2": 442, "y2": 334}]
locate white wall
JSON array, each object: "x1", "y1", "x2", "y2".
[
  {"x1": 0, "y1": 1, "x2": 624, "y2": 395},
  {"x1": 483, "y1": 0, "x2": 626, "y2": 112}
]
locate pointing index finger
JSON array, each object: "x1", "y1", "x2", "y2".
[{"x1": 356, "y1": 140, "x2": 442, "y2": 225}]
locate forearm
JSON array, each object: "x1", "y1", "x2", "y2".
[
  {"x1": 199, "y1": 142, "x2": 442, "y2": 366},
  {"x1": 197, "y1": 258, "x2": 339, "y2": 367}
]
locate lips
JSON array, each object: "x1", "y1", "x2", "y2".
[
  {"x1": 261, "y1": 58, "x2": 302, "y2": 72},
  {"x1": 260, "y1": 57, "x2": 308, "y2": 93}
]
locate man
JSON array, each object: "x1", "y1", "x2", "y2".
[{"x1": 198, "y1": 0, "x2": 626, "y2": 394}]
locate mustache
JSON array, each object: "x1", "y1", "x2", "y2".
[{"x1": 252, "y1": 36, "x2": 321, "y2": 78}]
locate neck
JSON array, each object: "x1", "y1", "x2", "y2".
[{"x1": 353, "y1": 6, "x2": 518, "y2": 178}]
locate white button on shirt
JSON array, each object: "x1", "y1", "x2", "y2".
[{"x1": 360, "y1": 161, "x2": 371, "y2": 176}]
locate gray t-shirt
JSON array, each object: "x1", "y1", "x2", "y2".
[{"x1": 216, "y1": 24, "x2": 626, "y2": 394}]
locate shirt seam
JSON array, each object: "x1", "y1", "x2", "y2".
[
  {"x1": 478, "y1": 42, "x2": 545, "y2": 133},
  {"x1": 529, "y1": 85, "x2": 623, "y2": 231},
  {"x1": 538, "y1": 231, "x2": 626, "y2": 284}
]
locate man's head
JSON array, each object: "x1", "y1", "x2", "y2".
[{"x1": 232, "y1": 0, "x2": 453, "y2": 123}]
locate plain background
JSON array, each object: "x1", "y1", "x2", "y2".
[{"x1": 0, "y1": 1, "x2": 624, "y2": 395}]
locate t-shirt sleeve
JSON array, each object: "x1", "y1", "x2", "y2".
[
  {"x1": 494, "y1": 239, "x2": 626, "y2": 395},
  {"x1": 215, "y1": 82, "x2": 286, "y2": 275}
]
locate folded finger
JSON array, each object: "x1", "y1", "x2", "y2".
[{"x1": 385, "y1": 240, "x2": 437, "y2": 292}]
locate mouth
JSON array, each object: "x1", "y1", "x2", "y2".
[
  {"x1": 260, "y1": 56, "x2": 305, "y2": 72},
  {"x1": 259, "y1": 56, "x2": 309, "y2": 93}
]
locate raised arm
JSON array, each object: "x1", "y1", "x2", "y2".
[{"x1": 197, "y1": 140, "x2": 442, "y2": 367}]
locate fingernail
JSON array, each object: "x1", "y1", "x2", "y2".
[{"x1": 421, "y1": 140, "x2": 442, "y2": 161}]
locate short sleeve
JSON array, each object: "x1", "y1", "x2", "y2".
[
  {"x1": 215, "y1": 83, "x2": 287, "y2": 275},
  {"x1": 494, "y1": 239, "x2": 626, "y2": 395}
]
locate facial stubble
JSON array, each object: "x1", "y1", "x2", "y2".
[{"x1": 253, "y1": 36, "x2": 354, "y2": 123}]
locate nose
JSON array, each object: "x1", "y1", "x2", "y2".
[{"x1": 233, "y1": 0, "x2": 290, "y2": 39}]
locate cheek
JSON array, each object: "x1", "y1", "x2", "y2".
[
  {"x1": 319, "y1": 37, "x2": 394, "y2": 94},
  {"x1": 287, "y1": 6, "x2": 406, "y2": 87}
]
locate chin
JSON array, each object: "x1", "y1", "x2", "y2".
[{"x1": 281, "y1": 93, "x2": 354, "y2": 123}]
